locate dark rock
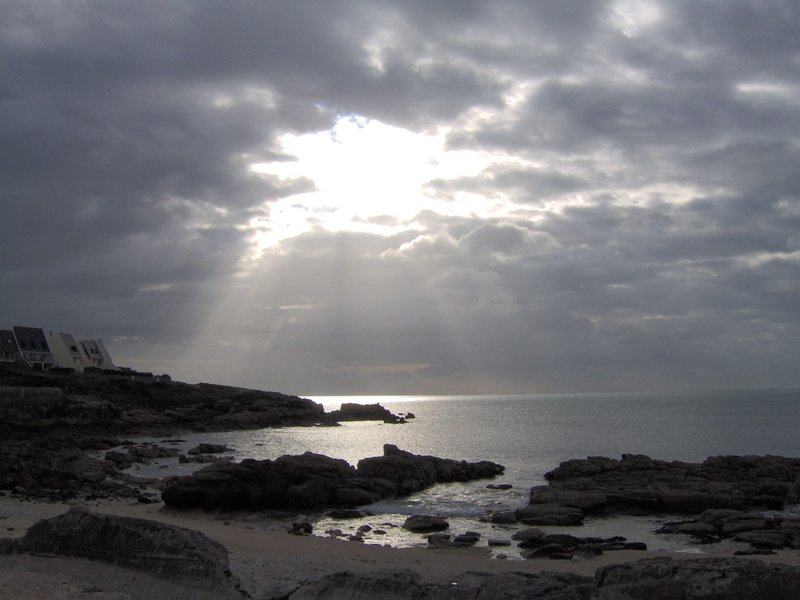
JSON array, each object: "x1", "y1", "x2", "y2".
[
  {"x1": 289, "y1": 522, "x2": 313, "y2": 535},
  {"x1": 104, "y1": 450, "x2": 131, "y2": 468},
  {"x1": 188, "y1": 443, "x2": 233, "y2": 455},
  {"x1": 517, "y1": 503, "x2": 584, "y2": 526},
  {"x1": 517, "y1": 532, "x2": 648, "y2": 557},
  {"x1": 530, "y1": 454, "x2": 800, "y2": 526},
  {"x1": 721, "y1": 517, "x2": 774, "y2": 535},
  {"x1": 357, "y1": 444, "x2": 504, "y2": 486},
  {"x1": 0, "y1": 538, "x2": 17, "y2": 554},
  {"x1": 523, "y1": 543, "x2": 567, "y2": 558},
  {"x1": 511, "y1": 528, "x2": 546, "y2": 541},
  {"x1": 487, "y1": 483, "x2": 513, "y2": 490},
  {"x1": 163, "y1": 445, "x2": 503, "y2": 511},
  {"x1": 288, "y1": 569, "x2": 427, "y2": 600},
  {"x1": 283, "y1": 559, "x2": 800, "y2": 599},
  {"x1": 288, "y1": 569, "x2": 594, "y2": 600},
  {"x1": 179, "y1": 453, "x2": 230, "y2": 464},
  {"x1": 734, "y1": 530, "x2": 788, "y2": 549},
  {"x1": 427, "y1": 533, "x2": 451, "y2": 546},
  {"x1": 402, "y1": 515, "x2": 449, "y2": 532},
  {"x1": 452, "y1": 532, "x2": 480, "y2": 546},
  {"x1": 327, "y1": 403, "x2": 398, "y2": 422},
  {"x1": 488, "y1": 538, "x2": 511, "y2": 546},
  {"x1": 595, "y1": 557, "x2": 800, "y2": 599},
  {"x1": 327, "y1": 508, "x2": 374, "y2": 519},
  {"x1": 658, "y1": 509, "x2": 798, "y2": 550},
  {"x1": 16, "y1": 507, "x2": 234, "y2": 587},
  {"x1": 735, "y1": 548, "x2": 777, "y2": 555},
  {"x1": 621, "y1": 542, "x2": 647, "y2": 550},
  {"x1": 490, "y1": 510, "x2": 518, "y2": 524}
]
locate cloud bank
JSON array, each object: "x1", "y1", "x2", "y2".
[{"x1": 2, "y1": 0, "x2": 798, "y2": 394}]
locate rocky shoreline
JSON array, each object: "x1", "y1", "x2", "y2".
[
  {"x1": 4, "y1": 505, "x2": 800, "y2": 599},
  {"x1": 5, "y1": 364, "x2": 800, "y2": 596}
]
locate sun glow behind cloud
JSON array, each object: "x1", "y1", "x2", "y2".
[{"x1": 248, "y1": 115, "x2": 505, "y2": 254}]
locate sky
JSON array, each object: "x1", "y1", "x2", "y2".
[{"x1": 2, "y1": 1, "x2": 799, "y2": 396}]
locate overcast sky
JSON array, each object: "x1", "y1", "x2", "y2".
[{"x1": 2, "y1": 1, "x2": 799, "y2": 395}]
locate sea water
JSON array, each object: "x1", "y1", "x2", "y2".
[{"x1": 124, "y1": 388, "x2": 800, "y2": 557}]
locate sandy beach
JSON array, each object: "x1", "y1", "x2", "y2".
[{"x1": 3, "y1": 495, "x2": 800, "y2": 599}]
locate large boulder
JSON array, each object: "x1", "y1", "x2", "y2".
[
  {"x1": 15, "y1": 507, "x2": 234, "y2": 588},
  {"x1": 402, "y1": 515, "x2": 449, "y2": 532}
]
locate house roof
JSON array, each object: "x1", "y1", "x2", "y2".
[{"x1": 13, "y1": 326, "x2": 51, "y2": 352}]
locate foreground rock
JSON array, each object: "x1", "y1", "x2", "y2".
[
  {"x1": 525, "y1": 454, "x2": 800, "y2": 525},
  {"x1": 162, "y1": 444, "x2": 504, "y2": 511},
  {"x1": 8, "y1": 507, "x2": 240, "y2": 595},
  {"x1": 284, "y1": 557, "x2": 800, "y2": 599}
]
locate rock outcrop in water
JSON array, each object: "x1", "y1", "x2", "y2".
[
  {"x1": 327, "y1": 402, "x2": 402, "y2": 423},
  {"x1": 522, "y1": 454, "x2": 800, "y2": 526},
  {"x1": 161, "y1": 444, "x2": 504, "y2": 510},
  {"x1": 284, "y1": 558, "x2": 800, "y2": 600}
]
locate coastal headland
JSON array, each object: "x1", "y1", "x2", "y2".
[{"x1": 3, "y1": 363, "x2": 800, "y2": 598}]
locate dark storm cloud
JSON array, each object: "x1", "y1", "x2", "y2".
[{"x1": 1, "y1": 0, "x2": 798, "y2": 393}]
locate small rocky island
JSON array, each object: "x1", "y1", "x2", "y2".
[{"x1": 162, "y1": 444, "x2": 504, "y2": 510}]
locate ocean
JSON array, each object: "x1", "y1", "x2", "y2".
[{"x1": 125, "y1": 388, "x2": 800, "y2": 557}]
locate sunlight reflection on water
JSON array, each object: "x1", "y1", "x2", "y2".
[{"x1": 121, "y1": 390, "x2": 800, "y2": 556}]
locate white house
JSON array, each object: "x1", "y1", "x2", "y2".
[
  {"x1": 79, "y1": 338, "x2": 117, "y2": 370},
  {"x1": 47, "y1": 331, "x2": 88, "y2": 372}
]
